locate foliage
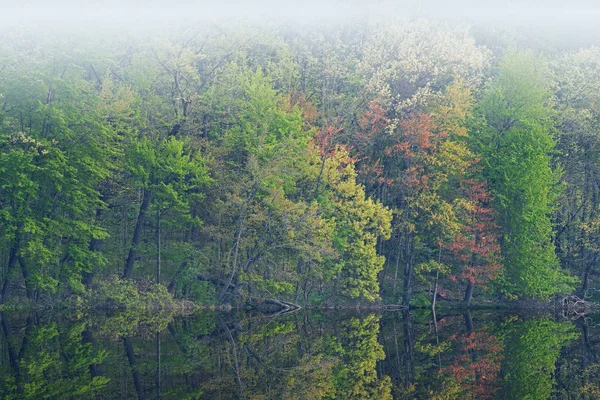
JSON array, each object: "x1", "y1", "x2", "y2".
[
  {"x1": 328, "y1": 315, "x2": 393, "y2": 399},
  {"x1": 499, "y1": 317, "x2": 579, "y2": 399},
  {"x1": 0, "y1": 320, "x2": 108, "y2": 399},
  {"x1": 441, "y1": 328, "x2": 504, "y2": 399},
  {"x1": 0, "y1": 21, "x2": 598, "y2": 307},
  {"x1": 474, "y1": 50, "x2": 577, "y2": 297},
  {"x1": 86, "y1": 276, "x2": 176, "y2": 310}
]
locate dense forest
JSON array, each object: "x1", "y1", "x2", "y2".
[{"x1": 1, "y1": 20, "x2": 599, "y2": 309}]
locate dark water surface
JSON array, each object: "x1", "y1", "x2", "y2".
[{"x1": 0, "y1": 309, "x2": 598, "y2": 399}]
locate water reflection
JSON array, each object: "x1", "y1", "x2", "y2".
[{"x1": 0, "y1": 310, "x2": 598, "y2": 399}]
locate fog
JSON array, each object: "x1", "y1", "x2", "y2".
[{"x1": 3, "y1": 0, "x2": 600, "y2": 29}]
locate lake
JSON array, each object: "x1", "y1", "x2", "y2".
[{"x1": 0, "y1": 309, "x2": 598, "y2": 399}]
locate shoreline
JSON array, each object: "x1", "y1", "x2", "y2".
[{"x1": 1, "y1": 297, "x2": 598, "y2": 314}]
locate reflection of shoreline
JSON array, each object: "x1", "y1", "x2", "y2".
[{"x1": 0, "y1": 311, "x2": 597, "y2": 399}]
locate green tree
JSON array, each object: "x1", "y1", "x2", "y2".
[
  {"x1": 314, "y1": 145, "x2": 392, "y2": 302},
  {"x1": 0, "y1": 45, "x2": 117, "y2": 300},
  {"x1": 474, "y1": 50, "x2": 576, "y2": 298},
  {"x1": 122, "y1": 136, "x2": 211, "y2": 279}
]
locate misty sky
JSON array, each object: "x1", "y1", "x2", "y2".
[{"x1": 3, "y1": 0, "x2": 600, "y2": 28}]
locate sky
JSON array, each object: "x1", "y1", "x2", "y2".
[{"x1": 2, "y1": 1, "x2": 600, "y2": 29}]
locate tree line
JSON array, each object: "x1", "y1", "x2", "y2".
[{"x1": 0, "y1": 21, "x2": 598, "y2": 307}]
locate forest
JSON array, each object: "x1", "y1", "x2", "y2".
[{"x1": 1, "y1": 19, "x2": 599, "y2": 310}]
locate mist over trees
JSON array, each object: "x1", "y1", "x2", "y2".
[{"x1": 0, "y1": 18, "x2": 598, "y2": 308}]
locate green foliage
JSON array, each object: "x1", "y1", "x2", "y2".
[
  {"x1": 475, "y1": 50, "x2": 577, "y2": 298},
  {"x1": 0, "y1": 308, "x2": 594, "y2": 399},
  {"x1": 177, "y1": 268, "x2": 217, "y2": 305},
  {"x1": 410, "y1": 292, "x2": 433, "y2": 308},
  {"x1": 328, "y1": 315, "x2": 392, "y2": 399},
  {"x1": 87, "y1": 276, "x2": 175, "y2": 310},
  {"x1": 222, "y1": 69, "x2": 306, "y2": 162},
  {"x1": 0, "y1": 321, "x2": 108, "y2": 399},
  {"x1": 0, "y1": 49, "x2": 117, "y2": 296},
  {"x1": 415, "y1": 260, "x2": 450, "y2": 283},
  {"x1": 499, "y1": 317, "x2": 579, "y2": 400},
  {"x1": 318, "y1": 147, "x2": 393, "y2": 301}
]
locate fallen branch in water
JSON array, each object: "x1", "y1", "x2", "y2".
[
  {"x1": 247, "y1": 296, "x2": 302, "y2": 312},
  {"x1": 382, "y1": 304, "x2": 409, "y2": 310},
  {"x1": 562, "y1": 291, "x2": 600, "y2": 320}
]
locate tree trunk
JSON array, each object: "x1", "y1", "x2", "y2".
[
  {"x1": 392, "y1": 236, "x2": 402, "y2": 297},
  {"x1": 82, "y1": 327, "x2": 102, "y2": 378},
  {"x1": 0, "y1": 315, "x2": 19, "y2": 372},
  {"x1": 123, "y1": 336, "x2": 144, "y2": 400},
  {"x1": 402, "y1": 266, "x2": 412, "y2": 307},
  {"x1": 219, "y1": 316, "x2": 243, "y2": 397},
  {"x1": 156, "y1": 331, "x2": 161, "y2": 399},
  {"x1": 218, "y1": 216, "x2": 243, "y2": 303},
  {"x1": 218, "y1": 186, "x2": 258, "y2": 303},
  {"x1": 431, "y1": 244, "x2": 442, "y2": 311},
  {"x1": 156, "y1": 208, "x2": 161, "y2": 285},
  {"x1": 313, "y1": 156, "x2": 326, "y2": 198},
  {"x1": 402, "y1": 257, "x2": 414, "y2": 307},
  {"x1": 167, "y1": 261, "x2": 188, "y2": 294},
  {"x1": 17, "y1": 257, "x2": 33, "y2": 300},
  {"x1": 402, "y1": 231, "x2": 414, "y2": 308},
  {"x1": 0, "y1": 243, "x2": 19, "y2": 303},
  {"x1": 464, "y1": 282, "x2": 474, "y2": 308},
  {"x1": 84, "y1": 207, "x2": 105, "y2": 287},
  {"x1": 0, "y1": 279, "x2": 9, "y2": 304},
  {"x1": 402, "y1": 310, "x2": 414, "y2": 385},
  {"x1": 581, "y1": 253, "x2": 597, "y2": 296},
  {"x1": 464, "y1": 310, "x2": 474, "y2": 332},
  {"x1": 124, "y1": 189, "x2": 152, "y2": 279},
  {"x1": 431, "y1": 270, "x2": 439, "y2": 311},
  {"x1": 303, "y1": 281, "x2": 309, "y2": 303}
]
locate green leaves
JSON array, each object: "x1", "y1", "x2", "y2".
[
  {"x1": 475, "y1": 50, "x2": 576, "y2": 298},
  {"x1": 499, "y1": 318, "x2": 579, "y2": 399},
  {"x1": 222, "y1": 69, "x2": 306, "y2": 163},
  {"x1": 314, "y1": 146, "x2": 392, "y2": 302}
]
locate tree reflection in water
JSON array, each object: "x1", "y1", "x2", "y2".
[{"x1": 0, "y1": 310, "x2": 597, "y2": 399}]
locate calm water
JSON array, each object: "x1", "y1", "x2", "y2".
[{"x1": 0, "y1": 309, "x2": 598, "y2": 399}]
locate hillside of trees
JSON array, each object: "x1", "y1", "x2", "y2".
[{"x1": 1, "y1": 21, "x2": 599, "y2": 308}]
